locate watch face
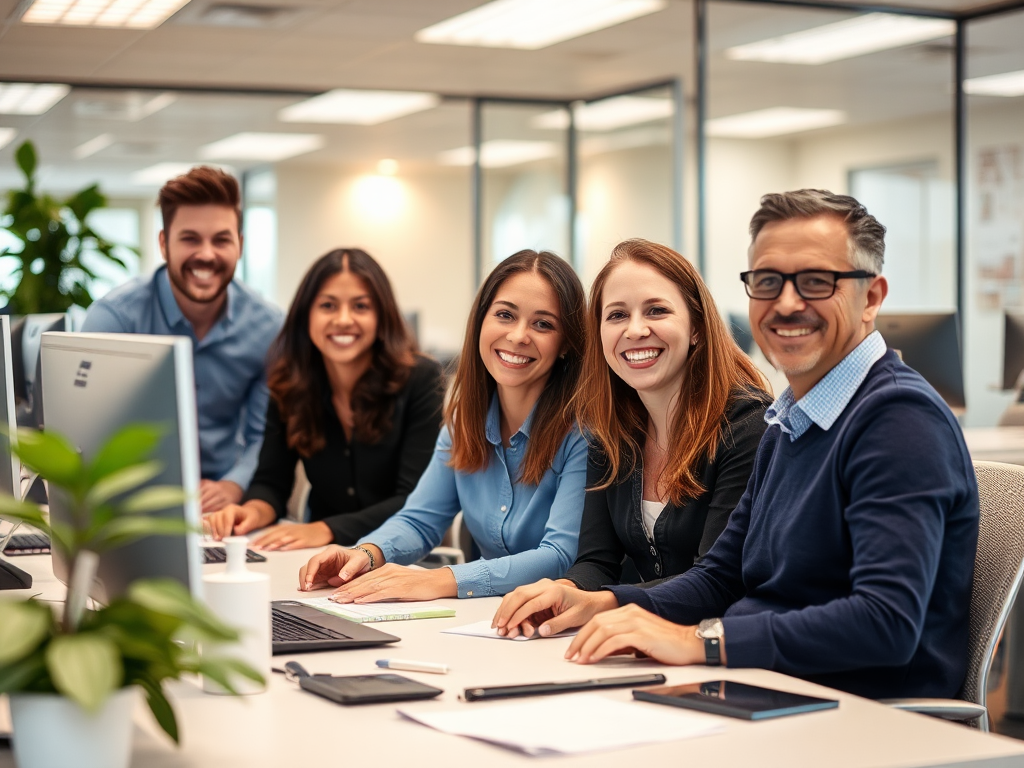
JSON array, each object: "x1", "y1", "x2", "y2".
[{"x1": 698, "y1": 619, "x2": 725, "y2": 639}]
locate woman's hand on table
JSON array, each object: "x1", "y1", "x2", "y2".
[
  {"x1": 329, "y1": 564, "x2": 458, "y2": 603},
  {"x1": 492, "y1": 578, "x2": 619, "y2": 639},
  {"x1": 253, "y1": 521, "x2": 333, "y2": 551},
  {"x1": 202, "y1": 502, "x2": 274, "y2": 540},
  {"x1": 299, "y1": 544, "x2": 379, "y2": 590},
  {"x1": 565, "y1": 604, "x2": 706, "y2": 665}
]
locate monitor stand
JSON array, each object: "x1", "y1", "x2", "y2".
[{"x1": 0, "y1": 559, "x2": 33, "y2": 589}]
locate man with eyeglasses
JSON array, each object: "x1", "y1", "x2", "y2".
[{"x1": 510, "y1": 190, "x2": 979, "y2": 701}]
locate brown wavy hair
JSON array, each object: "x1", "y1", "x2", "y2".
[
  {"x1": 446, "y1": 250, "x2": 586, "y2": 486},
  {"x1": 268, "y1": 248, "x2": 417, "y2": 457},
  {"x1": 575, "y1": 238, "x2": 769, "y2": 504}
]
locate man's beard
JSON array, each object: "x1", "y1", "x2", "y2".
[{"x1": 169, "y1": 259, "x2": 233, "y2": 304}]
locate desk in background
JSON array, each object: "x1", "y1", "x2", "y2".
[
  {"x1": 3, "y1": 549, "x2": 1024, "y2": 768},
  {"x1": 963, "y1": 427, "x2": 1024, "y2": 466}
]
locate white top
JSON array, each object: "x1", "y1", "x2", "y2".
[{"x1": 641, "y1": 499, "x2": 666, "y2": 540}]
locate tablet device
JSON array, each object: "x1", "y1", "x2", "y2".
[
  {"x1": 299, "y1": 673, "x2": 443, "y2": 705},
  {"x1": 633, "y1": 680, "x2": 838, "y2": 720}
]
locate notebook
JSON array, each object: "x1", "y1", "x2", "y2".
[{"x1": 298, "y1": 595, "x2": 455, "y2": 623}]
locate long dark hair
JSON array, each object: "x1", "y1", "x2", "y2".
[
  {"x1": 267, "y1": 248, "x2": 417, "y2": 457},
  {"x1": 575, "y1": 238, "x2": 769, "y2": 503},
  {"x1": 446, "y1": 250, "x2": 586, "y2": 485}
]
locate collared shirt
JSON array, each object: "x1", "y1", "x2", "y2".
[
  {"x1": 81, "y1": 266, "x2": 284, "y2": 487},
  {"x1": 765, "y1": 330, "x2": 887, "y2": 442},
  {"x1": 360, "y1": 395, "x2": 588, "y2": 598}
]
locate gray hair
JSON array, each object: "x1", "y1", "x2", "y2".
[{"x1": 747, "y1": 189, "x2": 886, "y2": 273}]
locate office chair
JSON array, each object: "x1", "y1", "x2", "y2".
[{"x1": 883, "y1": 460, "x2": 1024, "y2": 731}]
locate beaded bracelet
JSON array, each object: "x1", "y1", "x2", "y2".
[{"x1": 351, "y1": 545, "x2": 376, "y2": 570}]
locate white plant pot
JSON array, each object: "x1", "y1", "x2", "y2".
[{"x1": 9, "y1": 686, "x2": 136, "y2": 768}]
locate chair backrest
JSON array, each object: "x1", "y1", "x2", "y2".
[{"x1": 960, "y1": 461, "x2": 1024, "y2": 716}]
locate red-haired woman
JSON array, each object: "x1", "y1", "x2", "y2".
[
  {"x1": 298, "y1": 249, "x2": 588, "y2": 601},
  {"x1": 493, "y1": 238, "x2": 771, "y2": 636},
  {"x1": 204, "y1": 248, "x2": 444, "y2": 550}
]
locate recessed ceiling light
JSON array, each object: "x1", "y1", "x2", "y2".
[
  {"x1": 200, "y1": 132, "x2": 324, "y2": 161},
  {"x1": 438, "y1": 140, "x2": 558, "y2": 168},
  {"x1": 0, "y1": 83, "x2": 69, "y2": 115},
  {"x1": 965, "y1": 69, "x2": 1024, "y2": 97},
  {"x1": 726, "y1": 13, "x2": 955, "y2": 65},
  {"x1": 22, "y1": 0, "x2": 192, "y2": 28},
  {"x1": 706, "y1": 108, "x2": 846, "y2": 138},
  {"x1": 533, "y1": 96, "x2": 673, "y2": 131},
  {"x1": 131, "y1": 162, "x2": 205, "y2": 186},
  {"x1": 279, "y1": 90, "x2": 439, "y2": 126},
  {"x1": 0, "y1": 128, "x2": 17, "y2": 151},
  {"x1": 416, "y1": 0, "x2": 667, "y2": 51},
  {"x1": 73, "y1": 134, "x2": 114, "y2": 159},
  {"x1": 377, "y1": 158, "x2": 400, "y2": 175}
]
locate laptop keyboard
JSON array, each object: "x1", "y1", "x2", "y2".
[
  {"x1": 203, "y1": 547, "x2": 267, "y2": 564},
  {"x1": 4, "y1": 532, "x2": 50, "y2": 555},
  {"x1": 272, "y1": 608, "x2": 351, "y2": 642}
]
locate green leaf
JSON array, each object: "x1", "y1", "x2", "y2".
[
  {"x1": 192, "y1": 657, "x2": 264, "y2": 694},
  {"x1": 64, "y1": 184, "x2": 106, "y2": 222},
  {"x1": 88, "y1": 517, "x2": 191, "y2": 550},
  {"x1": 0, "y1": 494, "x2": 48, "y2": 531},
  {"x1": 46, "y1": 633, "x2": 122, "y2": 712},
  {"x1": 120, "y1": 485, "x2": 188, "y2": 514},
  {"x1": 136, "y1": 673, "x2": 179, "y2": 743},
  {"x1": 128, "y1": 580, "x2": 239, "y2": 641},
  {"x1": 84, "y1": 461, "x2": 163, "y2": 508},
  {"x1": 14, "y1": 429, "x2": 82, "y2": 488},
  {"x1": 88, "y1": 424, "x2": 163, "y2": 483},
  {"x1": 15, "y1": 141, "x2": 37, "y2": 180},
  {"x1": 0, "y1": 601, "x2": 51, "y2": 665},
  {"x1": 0, "y1": 649, "x2": 50, "y2": 694}
]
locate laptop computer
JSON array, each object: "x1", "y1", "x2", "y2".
[{"x1": 272, "y1": 600, "x2": 400, "y2": 655}]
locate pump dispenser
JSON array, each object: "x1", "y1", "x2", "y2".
[{"x1": 202, "y1": 536, "x2": 270, "y2": 694}]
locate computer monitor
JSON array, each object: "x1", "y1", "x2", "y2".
[
  {"x1": 12, "y1": 312, "x2": 67, "y2": 428},
  {"x1": 876, "y1": 312, "x2": 966, "y2": 412},
  {"x1": 41, "y1": 332, "x2": 203, "y2": 603},
  {"x1": 1003, "y1": 311, "x2": 1024, "y2": 392},
  {"x1": 0, "y1": 316, "x2": 32, "y2": 589}
]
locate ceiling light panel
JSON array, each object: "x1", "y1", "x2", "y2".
[
  {"x1": 0, "y1": 128, "x2": 17, "y2": 151},
  {"x1": 965, "y1": 70, "x2": 1024, "y2": 97},
  {"x1": 22, "y1": 0, "x2": 192, "y2": 28},
  {"x1": 416, "y1": 0, "x2": 667, "y2": 51},
  {"x1": 0, "y1": 83, "x2": 70, "y2": 115},
  {"x1": 706, "y1": 108, "x2": 846, "y2": 138},
  {"x1": 439, "y1": 140, "x2": 558, "y2": 168},
  {"x1": 279, "y1": 90, "x2": 439, "y2": 126},
  {"x1": 200, "y1": 132, "x2": 324, "y2": 161},
  {"x1": 726, "y1": 13, "x2": 955, "y2": 65},
  {"x1": 131, "y1": 162, "x2": 203, "y2": 186},
  {"x1": 533, "y1": 96, "x2": 673, "y2": 131},
  {"x1": 74, "y1": 134, "x2": 115, "y2": 159}
]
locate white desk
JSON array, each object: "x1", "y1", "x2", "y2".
[{"x1": 4, "y1": 550, "x2": 1024, "y2": 768}]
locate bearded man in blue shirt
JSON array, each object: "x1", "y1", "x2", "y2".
[
  {"x1": 82, "y1": 166, "x2": 283, "y2": 514},
  {"x1": 494, "y1": 189, "x2": 979, "y2": 700}
]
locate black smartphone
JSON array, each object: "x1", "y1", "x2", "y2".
[
  {"x1": 299, "y1": 673, "x2": 443, "y2": 705},
  {"x1": 633, "y1": 680, "x2": 838, "y2": 720}
]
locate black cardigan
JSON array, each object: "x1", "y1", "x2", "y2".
[
  {"x1": 564, "y1": 390, "x2": 771, "y2": 590},
  {"x1": 243, "y1": 356, "x2": 445, "y2": 544}
]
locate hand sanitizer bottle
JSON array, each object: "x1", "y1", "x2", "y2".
[{"x1": 202, "y1": 536, "x2": 270, "y2": 694}]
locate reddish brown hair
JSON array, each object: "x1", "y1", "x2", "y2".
[
  {"x1": 268, "y1": 248, "x2": 418, "y2": 457},
  {"x1": 158, "y1": 166, "x2": 241, "y2": 233},
  {"x1": 446, "y1": 250, "x2": 585, "y2": 486},
  {"x1": 576, "y1": 238, "x2": 769, "y2": 504}
]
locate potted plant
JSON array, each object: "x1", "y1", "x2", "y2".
[
  {"x1": 0, "y1": 140, "x2": 134, "y2": 313},
  {"x1": 0, "y1": 424, "x2": 263, "y2": 768}
]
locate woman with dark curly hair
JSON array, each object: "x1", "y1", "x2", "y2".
[{"x1": 204, "y1": 248, "x2": 444, "y2": 550}]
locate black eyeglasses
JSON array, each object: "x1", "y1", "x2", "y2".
[{"x1": 739, "y1": 269, "x2": 877, "y2": 300}]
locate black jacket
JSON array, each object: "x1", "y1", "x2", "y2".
[{"x1": 565, "y1": 390, "x2": 771, "y2": 590}]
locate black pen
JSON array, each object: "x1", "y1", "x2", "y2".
[{"x1": 463, "y1": 673, "x2": 666, "y2": 701}]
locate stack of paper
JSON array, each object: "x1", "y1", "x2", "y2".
[
  {"x1": 399, "y1": 694, "x2": 724, "y2": 756},
  {"x1": 299, "y1": 596, "x2": 455, "y2": 623},
  {"x1": 441, "y1": 619, "x2": 577, "y2": 641}
]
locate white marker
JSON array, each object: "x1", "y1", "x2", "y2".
[{"x1": 376, "y1": 659, "x2": 450, "y2": 675}]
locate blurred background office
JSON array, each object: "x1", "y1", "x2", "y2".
[{"x1": 0, "y1": 0, "x2": 1022, "y2": 423}]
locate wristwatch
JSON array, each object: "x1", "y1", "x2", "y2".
[{"x1": 696, "y1": 618, "x2": 725, "y2": 666}]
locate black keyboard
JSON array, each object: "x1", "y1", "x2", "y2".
[
  {"x1": 202, "y1": 547, "x2": 267, "y2": 564},
  {"x1": 271, "y1": 608, "x2": 351, "y2": 642},
  {"x1": 4, "y1": 532, "x2": 50, "y2": 555}
]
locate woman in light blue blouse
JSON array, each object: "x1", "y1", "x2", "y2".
[{"x1": 299, "y1": 249, "x2": 588, "y2": 600}]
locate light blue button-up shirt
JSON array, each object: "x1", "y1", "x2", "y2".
[
  {"x1": 81, "y1": 266, "x2": 284, "y2": 488},
  {"x1": 765, "y1": 330, "x2": 887, "y2": 442},
  {"x1": 360, "y1": 396, "x2": 588, "y2": 598}
]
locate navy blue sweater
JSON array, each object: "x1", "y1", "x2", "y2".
[{"x1": 609, "y1": 351, "x2": 979, "y2": 699}]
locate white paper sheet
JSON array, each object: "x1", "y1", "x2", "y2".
[
  {"x1": 441, "y1": 619, "x2": 577, "y2": 641},
  {"x1": 398, "y1": 693, "x2": 724, "y2": 756},
  {"x1": 297, "y1": 596, "x2": 455, "y2": 623}
]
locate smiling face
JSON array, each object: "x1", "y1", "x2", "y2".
[
  {"x1": 308, "y1": 270, "x2": 378, "y2": 374},
  {"x1": 478, "y1": 270, "x2": 564, "y2": 403},
  {"x1": 749, "y1": 214, "x2": 887, "y2": 399},
  {"x1": 600, "y1": 260, "x2": 695, "y2": 404},
  {"x1": 159, "y1": 204, "x2": 241, "y2": 308}
]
